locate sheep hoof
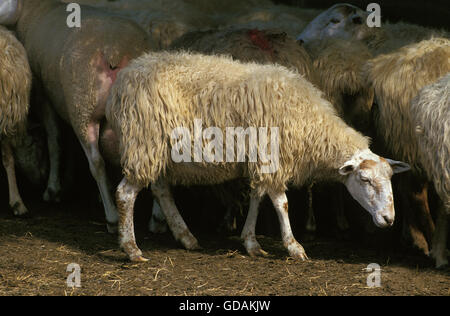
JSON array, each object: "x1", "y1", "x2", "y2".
[
  {"x1": 287, "y1": 242, "x2": 309, "y2": 261},
  {"x1": 247, "y1": 246, "x2": 269, "y2": 257},
  {"x1": 106, "y1": 223, "x2": 118, "y2": 234},
  {"x1": 430, "y1": 250, "x2": 448, "y2": 269},
  {"x1": 180, "y1": 234, "x2": 201, "y2": 251},
  {"x1": 435, "y1": 259, "x2": 448, "y2": 269},
  {"x1": 43, "y1": 187, "x2": 61, "y2": 203},
  {"x1": 252, "y1": 248, "x2": 269, "y2": 257},
  {"x1": 11, "y1": 202, "x2": 29, "y2": 217},
  {"x1": 130, "y1": 255, "x2": 150, "y2": 263}
]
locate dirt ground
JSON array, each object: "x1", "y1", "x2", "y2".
[{"x1": 0, "y1": 193, "x2": 448, "y2": 296}]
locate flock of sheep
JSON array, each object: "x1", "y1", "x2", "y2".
[{"x1": 0, "y1": 0, "x2": 449, "y2": 268}]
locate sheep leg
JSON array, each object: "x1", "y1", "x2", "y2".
[
  {"x1": 269, "y1": 191, "x2": 308, "y2": 260},
  {"x1": 41, "y1": 100, "x2": 62, "y2": 203},
  {"x1": 148, "y1": 200, "x2": 168, "y2": 234},
  {"x1": 1, "y1": 140, "x2": 28, "y2": 216},
  {"x1": 151, "y1": 180, "x2": 200, "y2": 250},
  {"x1": 430, "y1": 205, "x2": 448, "y2": 268},
  {"x1": 116, "y1": 177, "x2": 147, "y2": 262},
  {"x1": 241, "y1": 192, "x2": 267, "y2": 257},
  {"x1": 304, "y1": 183, "x2": 317, "y2": 238},
  {"x1": 80, "y1": 123, "x2": 118, "y2": 233}
]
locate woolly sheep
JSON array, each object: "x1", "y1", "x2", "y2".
[
  {"x1": 297, "y1": 4, "x2": 448, "y2": 56},
  {"x1": 364, "y1": 38, "x2": 450, "y2": 171},
  {"x1": 106, "y1": 51, "x2": 410, "y2": 262},
  {"x1": 0, "y1": 25, "x2": 31, "y2": 216},
  {"x1": 304, "y1": 37, "x2": 374, "y2": 133},
  {"x1": 170, "y1": 28, "x2": 318, "y2": 86},
  {"x1": 364, "y1": 38, "x2": 450, "y2": 259},
  {"x1": 156, "y1": 27, "x2": 318, "y2": 236},
  {"x1": 411, "y1": 74, "x2": 450, "y2": 268},
  {"x1": 0, "y1": 0, "x2": 154, "y2": 232}
]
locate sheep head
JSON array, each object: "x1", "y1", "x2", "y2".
[
  {"x1": 0, "y1": 0, "x2": 20, "y2": 25},
  {"x1": 339, "y1": 149, "x2": 410, "y2": 228},
  {"x1": 297, "y1": 3, "x2": 372, "y2": 45}
]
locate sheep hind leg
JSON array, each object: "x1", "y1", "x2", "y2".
[
  {"x1": 40, "y1": 99, "x2": 62, "y2": 203},
  {"x1": 80, "y1": 123, "x2": 118, "y2": 233},
  {"x1": 430, "y1": 204, "x2": 448, "y2": 269},
  {"x1": 1, "y1": 140, "x2": 28, "y2": 216},
  {"x1": 241, "y1": 191, "x2": 268, "y2": 257},
  {"x1": 269, "y1": 190, "x2": 308, "y2": 260},
  {"x1": 116, "y1": 177, "x2": 147, "y2": 262},
  {"x1": 148, "y1": 200, "x2": 168, "y2": 234},
  {"x1": 151, "y1": 180, "x2": 200, "y2": 250}
]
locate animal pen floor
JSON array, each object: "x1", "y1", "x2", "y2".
[{"x1": 0, "y1": 197, "x2": 448, "y2": 296}]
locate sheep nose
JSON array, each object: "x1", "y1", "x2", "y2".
[{"x1": 382, "y1": 214, "x2": 394, "y2": 226}]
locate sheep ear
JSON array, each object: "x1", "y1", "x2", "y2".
[
  {"x1": 339, "y1": 161, "x2": 356, "y2": 175},
  {"x1": 386, "y1": 159, "x2": 411, "y2": 174}
]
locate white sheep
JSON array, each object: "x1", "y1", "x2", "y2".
[
  {"x1": 106, "y1": 51, "x2": 410, "y2": 262},
  {"x1": 364, "y1": 38, "x2": 450, "y2": 261},
  {"x1": 0, "y1": 25, "x2": 31, "y2": 216},
  {"x1": 1, "y1": 0, "x2": 154, "y2": 232},
  {"x1": 411, "y1": 74, "x2": 450, "y2": 268}
]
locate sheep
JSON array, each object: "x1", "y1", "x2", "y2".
[
  {"x1": 411, "y1": 74, "x2": 450, "y2": 268},
  {"x1": 168, "y1": 28, "x2": 374, "y2": 237},
  {"x1": 0, "y1": 0, "x2": 155, "y2": 232},
  {"x1": 299, "y1": 3, "x2": 448, "y2": 255},
  {"x1": 60, "y1": 0, "x2": 275, "y2": 49},
  {"x1": 364, "y1": 38, "x2": 450, "y2": 257},
  {"x1": 304, "y1": 37, "x2": 374, "y2": 133},
  {"x1": 297, "y1": 4, "x2": 448, "y2": 56},
  {"x1": 370, "y1": 22, "x2": 449, "y2": 56},
  {"x1": 0, "y1": 25, "x2": 31, "y2": 216},
  {"x1": 297, "y1": 3, "x2": 382, "y2": 48},
  {"x1": 223, "y1": 5, "x2": 322, "y2": 38},
  {"x1": 66, "y1": 0, "x2": 212, "y2": 50},
  {"x1": 105, "y1": 51, "x2": 410, "y2": 262},
  {"x1": 170, "y1": 28, "x2": 318, "y2": 86}
]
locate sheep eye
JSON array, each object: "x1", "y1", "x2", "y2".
[
  {"x1": 330, "y1": 18, "x2": 340, "y2": 24},
  {"x1": 361, "y1": 177, "x2": 371, "y2": 183}
]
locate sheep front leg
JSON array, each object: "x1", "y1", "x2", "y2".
[
  {"x1": 241, "y1": 192, "x2": 268, "y2": 257},
  {"x1": 269, "y1": 191, "x2": 308, "y2": 260},
  {"x1": 1, "y1": 140, "x2": 28, "y2": 216},
  {"x1": 116, "y1": 177, "x2": 147, "y2": 262},
  {"x1": 151, "y1": 180, "x2": 200, "y2": 250}
]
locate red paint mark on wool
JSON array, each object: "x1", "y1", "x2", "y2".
[{"x1": 248, "y1": 29, "x2": 274, "y2": 54}]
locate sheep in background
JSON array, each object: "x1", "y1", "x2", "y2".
[
  {"x1": 370, "y1": 22, "x2": 448, "y2": 55},
  {"x1": 411, "y1": 74, "x2": 450, "y2": 268},
  {"x1": 304, "y1": 38, "x2": 374, "y2": 133},
  {"x1": 297, "y1": 3, "x2": 448, "y2": 56},
  {"x1": 170, "y1": 28, "x2": 317, "y2": 85},
  {"x1": 296, "y1": 3, "x2": 381, "y2": 47},
  {"x1": 224, "y1": 6, "x2": 322, "y2": 38},
  {"x1": 0, "y1": 25, "x2": 31, "y2": 216},
  {"x1": 106, "y1": 51, "x2": 410, "y2": 262},
  {"x1": 0, "y1": 0, "x2": 154, "y2": 232},
  {"x1": 298, "y1": 3, "x2": 448, "y2": 255},
  {"x1": 364, "y1": 38, "x2": 450, "y2": 257}
]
